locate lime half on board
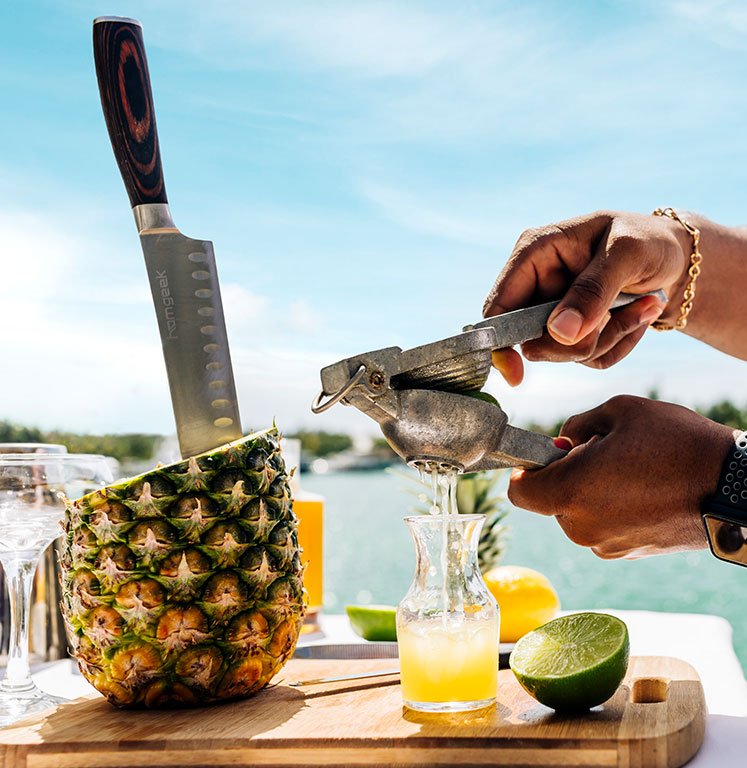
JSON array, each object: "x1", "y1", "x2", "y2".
[
  {"x1": 509, "y1": 612, "x2": 629, "y2": 711},
  {"x1": 346, "y1": 605, "x2": 397, "y2": 641}
]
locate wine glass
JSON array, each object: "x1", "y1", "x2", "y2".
[
  {"x1": 0, "y1": 444, "x2": 69, "y2": 674},
  {"x1": 0, "y1": 453, "x2": 112, "y2": 726}
]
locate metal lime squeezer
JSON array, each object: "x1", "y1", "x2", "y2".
[{"x1": 312, "y1": 291, "x2": 666, "y2": 474}]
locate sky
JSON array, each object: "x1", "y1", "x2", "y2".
[{"x1": 2, "y1": 0, "x2": 747, "y2": 441}]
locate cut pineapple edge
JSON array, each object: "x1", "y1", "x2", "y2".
[{"x1": 60, "y1": 427, "x2": 306, "y2": 708}]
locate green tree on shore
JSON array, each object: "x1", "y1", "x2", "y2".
[
  {"x1": 286, "y1": 430, "x2": 353, "y2": 457},
  {"x1": 0, "y1": 421, "x2": 159, "y2": 461}
]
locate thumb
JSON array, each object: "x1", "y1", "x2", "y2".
[{"x1": 546, "y1": 230, "x2": 633, "y2": 345}]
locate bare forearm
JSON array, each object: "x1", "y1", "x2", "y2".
[{"x1": 671, "y1": 214, "x2": 747, "y2": 358}]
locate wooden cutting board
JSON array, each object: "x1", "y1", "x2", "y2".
[{"x1": 0, "y1": 655, "x2": 705, "y2": 768}]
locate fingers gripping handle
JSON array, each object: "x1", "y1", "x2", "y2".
[
  {"x1": 93, "y1": 17, "x2": 167, "y2": 207},
  {"x1": 467, "y1": 289, "x2": 668, "y2": 348}
]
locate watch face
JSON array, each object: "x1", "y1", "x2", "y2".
[{"x1": 704, "y1": 515, "x2": 747, "y2": 564}]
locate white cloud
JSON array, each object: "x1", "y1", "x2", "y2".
[
  {"x1": 125, "y1": 0, "x2": 495, "y2": 79},
  {"x1": 221, "y1": 282, "x2": 272, "y2": 329},
  {"x1": 159, "y1": 0, "x2": 742, "y2": 151},
  {"x1": 672, "y1": 1, "x2": 747, "y2": 47},
  {"x1": 0, "y1": 308, "x2": 168, "y2": 433},
  {"x1": 229, "y1": 344, "x2": 364, "y2": 435},
  {"x1": 241, "y1": 2, "x2": 466, "y2": 78},
  {"x1": 286, "y1": 299, "x2": 324, "y2": 334},
  {"x1": 222, "y1": 283, "x2": 325, "y2": 339},
  {"x1": 0, "y1": 211, "x2": 74, "y2": 306},
  {"x1": 359, "y1": 181, "x2": 502, "y2": 248},
  {"x1": 72, "y1": 0, "x2": 744, "y2": 149}
]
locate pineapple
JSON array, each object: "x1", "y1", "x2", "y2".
[
  {"x1": 59, "y1": 428, "x2": 305, "y2": 708},
  {"x1": 455, "y1": 472, "x2": 511, "y2": 572}
]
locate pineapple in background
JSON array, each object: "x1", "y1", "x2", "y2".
[
  {"x1": 59, "y1": 428, "x2": 306, "y2": 708},
  {"x1": 454, "y1": 472, "x2": 510, "y2": 573}
]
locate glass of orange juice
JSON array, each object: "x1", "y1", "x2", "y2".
[
  {"x1": 284, "y1": 439, "x2": 324, "y2": 633},
  {"x1": 397, "y1": 514, "x2": 499, "y2": 712}
]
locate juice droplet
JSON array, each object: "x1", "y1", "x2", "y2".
[{"x1": 448, "y1": 471, "x2": 458, "y2": 516}]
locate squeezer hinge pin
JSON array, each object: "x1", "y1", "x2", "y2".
[{"x1": 369, "y1": 370, "x2": 386, "y2": 390}]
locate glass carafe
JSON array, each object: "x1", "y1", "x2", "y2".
[{"x1": 397, "y1": 514, "x2": 499, "y2": 712}]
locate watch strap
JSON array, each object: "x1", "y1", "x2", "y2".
[
  {"x1": 703, "y1": 431, "x2": 747, "y2": 565},
  {"x1": 711, "y1": 431, "x2": 747, "y2": 515}
]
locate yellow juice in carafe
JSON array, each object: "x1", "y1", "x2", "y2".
[{"x1": 398, "y1": 618, "x2": 499, "y2": 703}]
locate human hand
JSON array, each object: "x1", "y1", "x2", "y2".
[
  {"x1": 508, "y1": 396, "x2": 736, "y2": 559},
  {"x1": 485, "y1": 211, "x2": 692, "y2": 386}
]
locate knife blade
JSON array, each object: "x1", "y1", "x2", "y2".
[{"x1": 93, "y1": 17, "x2": 243, "y2": 458}]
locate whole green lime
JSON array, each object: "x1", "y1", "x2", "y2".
[
  {"x1": 509, "y1": 612, "x2": 629, "y2": 711},
  {"x1": 346, "y1": 605, "x2": 397, "y2": 641}
]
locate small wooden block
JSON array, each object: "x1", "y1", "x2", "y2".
[{"x1": 0, "y1": 656, "x2": 705, "y2": 768}]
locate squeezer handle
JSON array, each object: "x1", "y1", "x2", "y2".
[
  {"x1": 466, "y1": 289, "x2": 668, "y2": 347},
  {"x1": 492, "y1": 425, "x2": 567, "y2": 469}
]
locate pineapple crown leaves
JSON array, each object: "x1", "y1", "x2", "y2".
[{"x1": 454, "y1": 472, "x2": 507, "y2": 518}]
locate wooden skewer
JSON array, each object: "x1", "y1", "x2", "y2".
[{"x1": 289, "y1": 668, "x2": 400, "y2": 687}]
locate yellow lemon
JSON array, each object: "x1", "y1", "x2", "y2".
[{"x1": 483, "y1": 565, "x2": 561, "y2": 643}]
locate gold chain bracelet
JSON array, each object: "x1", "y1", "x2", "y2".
[{"x1": 651, "y1": 207, "x2": 702, "y2": 331}]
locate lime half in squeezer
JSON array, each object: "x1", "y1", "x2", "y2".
[{"x1": 509, "y1": 612, "x2": 629, "y2": 711}]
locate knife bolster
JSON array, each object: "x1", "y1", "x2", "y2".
[{"x1": 134, "y1": 203, "x2": 177, "y2": 234}]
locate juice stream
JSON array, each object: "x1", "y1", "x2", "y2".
[{"x1": 424, "y1": 466, "x2": 458, "y2": 626}]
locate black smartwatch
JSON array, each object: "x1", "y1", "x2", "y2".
[{"x1": 702, "y1": 431, "x2": 747, "y2": 566}]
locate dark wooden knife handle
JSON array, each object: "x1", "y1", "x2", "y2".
[{"x1": 93, "y1": 17, "x2": 167, "y2": 207}]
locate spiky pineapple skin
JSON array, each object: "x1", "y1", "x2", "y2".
[{"x1": 60, "y1": 428, "x2": 306, "y2": 708}]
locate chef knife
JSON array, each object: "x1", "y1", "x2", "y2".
[{"x1": 93, "y1": 16, "x2": 243, "y2": 458}]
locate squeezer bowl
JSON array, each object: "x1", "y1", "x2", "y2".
[{"x1": 379, "y1": 390, "x2": 509, "y2": 472}]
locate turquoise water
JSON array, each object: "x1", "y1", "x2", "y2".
[{"x1": 304, "y1": 469, "x2": 747, "y2": 672}]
